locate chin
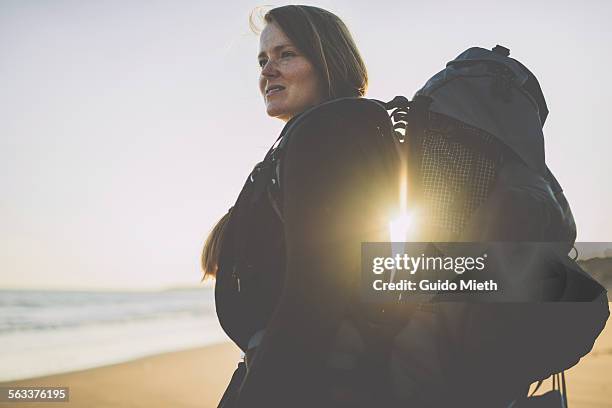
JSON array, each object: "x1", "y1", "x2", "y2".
[{"x1": 266, "y1": 105, "x2": 291, "y2": 121}]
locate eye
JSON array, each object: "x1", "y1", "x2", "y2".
[
  {"x1": 258, "y1": 58, "x2": 268, "y2": 68},
  {"x1": 281, "y1": 50, "x2": 296, "y2": 58}
]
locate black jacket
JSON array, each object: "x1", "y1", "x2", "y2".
[{"x1": 216, "y1": 98, "x2": 400, "y2": 407}]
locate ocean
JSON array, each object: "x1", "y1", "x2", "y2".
[{"x1": 0, "y1": 288, "x2": 227, "y2": 382}]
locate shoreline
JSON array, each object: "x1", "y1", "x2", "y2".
[{"x1": 1, "y1": 324, "x2": 611, "y2": 407}]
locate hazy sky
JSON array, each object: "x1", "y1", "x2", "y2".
[{"x1": 1, "y1": 0, "x2": 611, "y2": 290}]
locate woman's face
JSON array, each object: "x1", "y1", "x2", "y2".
[{"x1": 258, "y1": 22, "x2": 326, "y2": 122}]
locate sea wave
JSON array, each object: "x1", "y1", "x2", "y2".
[{"x1": 0, "y1": 288, "x2": 228, "y2": 381}]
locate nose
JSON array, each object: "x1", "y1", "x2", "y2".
[{"x1": 261, "y1": 59, "x2": 280, "y2": 78}]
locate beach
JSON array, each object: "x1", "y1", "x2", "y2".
[
  {"x1": 1, "y1": 321, "x2": 611, "y2": 408},
  {"x1": 0, "y1": 342, "x2": 242, "y2": 408}
]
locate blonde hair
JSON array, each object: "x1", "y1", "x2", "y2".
[{"x1": 201, "y1": 209, "x2": 231, "y2": 280}]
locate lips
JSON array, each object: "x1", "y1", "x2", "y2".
[{"x1": 266, "y1": 85, "x2": 286, "y2": 96}]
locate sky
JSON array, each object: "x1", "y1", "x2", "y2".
[{"x1": 1, "y1": 0, "x2": 611, "y2": 290}]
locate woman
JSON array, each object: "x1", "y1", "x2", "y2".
[
  {"x1": 202, "y1": 6, "x2": 612, "y2": 407},
  {"x1": 202, "y1": 5, "x2": 400, "y2": 407}
]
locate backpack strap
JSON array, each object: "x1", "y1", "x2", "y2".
[
  {"x1": 382, "y1": 95, "x2": 431, "y2": 206},
  {"x1": 529, "y1": 379, "x2": 544, "y2": 397},
  {"x1": 561, "y1": 371, "x2": 568, "y2": 408},
  {"x1": 230, "y1": 131, "x2": 288, "y2": 290}
]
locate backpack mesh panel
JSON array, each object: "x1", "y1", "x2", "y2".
[{"x1": 418, "y1": 112, "x2": 502, "y2": 240}]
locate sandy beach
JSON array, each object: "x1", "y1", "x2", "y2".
[
  {"x1": 2, "y1": 323, "x2": 611, "y2": 408},
  {"x1": 0, "y1": 342, "x2": 242, "y2": 408}
]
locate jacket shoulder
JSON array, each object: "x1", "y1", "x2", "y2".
[
  {"x1": 291, "y1": 97, "x2": 388, "y2": 128},
  {"x1": 282, "y1": 97, "x2": 391, "y2": 146}
]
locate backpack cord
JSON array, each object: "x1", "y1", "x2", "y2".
[
  {"x1": 561, "y1": 371, "x2": 568, "y2": 408},
  {"x1": 570, "y1": 245, "x2": 579, "y2": 261},
  {"x1": 551, "y1": 372, "x2": 569, "y2": 408},
  {"x1": 529, "y1": 380, "x2": 543, "y2": 397},
  {"x1": 372, "y1": 97, "x2": 412, "y2": 143}
]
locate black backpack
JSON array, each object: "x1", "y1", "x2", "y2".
[
  {"x1": 366, "y1": 45, "x2": 608, "y2": 407},
  {"x1": 376, "y1": 45, "x2": 572, "y2": 243}
]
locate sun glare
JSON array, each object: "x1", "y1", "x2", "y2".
[
  {"x1": 389, "y1": 212, "x2": 414, "y2": 243},
  {"x1": 388, "y1": 163, "x2": 415, "y2": 242}
]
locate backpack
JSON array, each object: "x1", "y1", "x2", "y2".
[
  {"x1": 322, "y1": 45, "x2": 607, "y2": 406},
  {"x1": 362, "y1": 45, "x2": 609, "y2": 406},
  {"x1": 378, "y1": 45, "x2": 571, "y2": 242}
]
